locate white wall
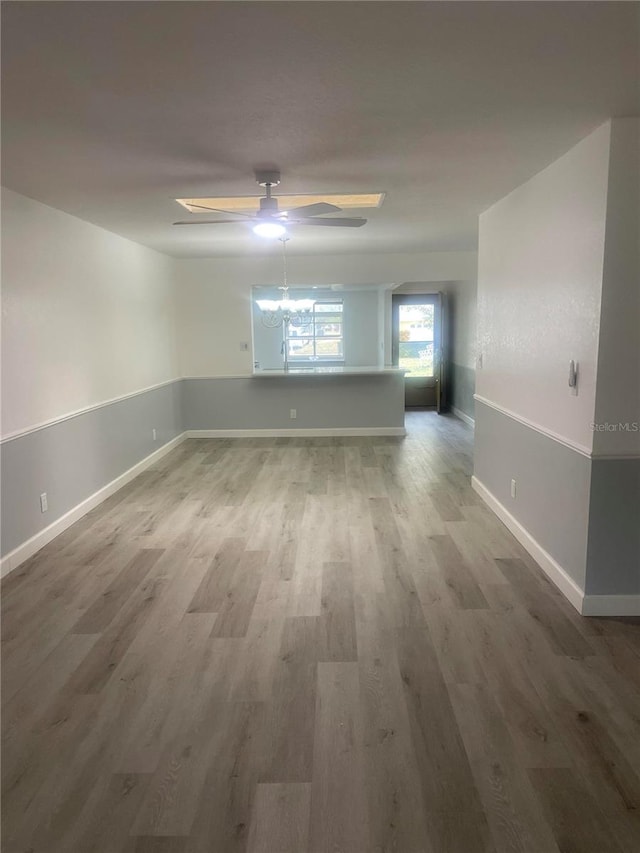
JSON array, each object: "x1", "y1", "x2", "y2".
[
  {"x1": 476, "y1": 122, "x2": 612, "y2": 453},
  {"x1": 1, "y1": 188, "x2": 179, "y2": 437},
  {"x1": 175, "y1": 252, "x2": 477, "y2": 377},
  {"x1": 474, "y1": 118, "x2": 640, "y2": 610},
  {"x1": 592, "y1": 118, "x2": 640, "y2": 456},
  {"x1": 344, "y1": 289, "x2": 380, "y2": 366},
  {"x1": 446, "y1": 281, "x2": 477, "y2": 370}
]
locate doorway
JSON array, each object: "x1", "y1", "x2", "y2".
[{"x1": 392, "y1": 293, "x2": 447, "y2": 411}]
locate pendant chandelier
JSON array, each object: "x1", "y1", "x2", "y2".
[{"x1": 255, "y1": 237, "x2": 314, "y2": 328}]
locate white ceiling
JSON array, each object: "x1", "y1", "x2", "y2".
[{"x1": 2, "y1": 2, "x2": 638, "y2": 258}]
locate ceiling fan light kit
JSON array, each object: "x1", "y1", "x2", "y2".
[
  {"x1": 253, "y1": 221, "x2": 287, "y2": 238},
  {"x1": 173, "y1": 169, "x2": 369, "y2": 237}
]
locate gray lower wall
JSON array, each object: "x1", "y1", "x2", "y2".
[
  {"x1": 183, "y1": 375, "x2": 405, "y2": 430},
  {"x1": 474, "y1": 400, "x2": 591, "y2": 590},
  {"x1": 450, "y1": 363, "x2": 475, "y2": 420},
  {"x1": 1, "y1": 381, "x2": 183, "y2": 557},
  {"x1": 586, "y1": 458, "x2": 640, "y2": 595}
]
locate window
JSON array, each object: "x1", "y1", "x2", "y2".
[{"x1": 286, "y1": 301, "x2": 344, "y2": 361}]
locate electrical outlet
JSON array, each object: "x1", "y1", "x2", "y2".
[
  {"x1": 510, "y1": 479, "x2": 517, "y2": 499},
  {"x1": 290, "y1": 408, "x2": 297, "y2": 419},
  {"x1": 40, "y1": 492, "x2": 48, "y2": 513},
  {"x1": 152, "y1": 428, "x2": 157, "y2": 441},
  {"x1": 239, "y1": 342, "x2": 249, "y2": 351}
]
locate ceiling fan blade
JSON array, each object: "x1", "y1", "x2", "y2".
[
  {"x1": 292, "y1": 217, "x2": 367, "y2": 227},
  {"x1": 183, "y1": 203, "x2": 252, "y2": 218},
  {"x1": 285, "y1": 202, "x2": 341, "y2": 217},
  {"x1": 173, "y1": 219, "x2": 246, "y2": 226}
]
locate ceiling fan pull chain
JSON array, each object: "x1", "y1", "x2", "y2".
[{"x1": 280, "y1": 235, "x2": 289, "y2": 296}]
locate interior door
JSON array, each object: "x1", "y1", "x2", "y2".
[{"x1": 392, "y1": 293, "x2": 440, "y2": 408}]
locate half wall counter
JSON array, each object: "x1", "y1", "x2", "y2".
[{"x1": 183, "y1": 367, "x2": 406, "y2": 435}]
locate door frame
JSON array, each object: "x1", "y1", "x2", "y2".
[{"x1": 391, "y1": 292, "x2": 447, "y2": 412}]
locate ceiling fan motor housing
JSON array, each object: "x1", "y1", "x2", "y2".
[{"x1": 258, "y1": 196, "x2": 280, "y2": 216}]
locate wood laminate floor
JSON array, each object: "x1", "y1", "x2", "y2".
[{"x1": 3, "y1": 412, "x2": 640, "y2": 853}]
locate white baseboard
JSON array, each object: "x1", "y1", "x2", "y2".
[
  {"x1": 471, "y1": 476, "x2": 640, "y2": 617},
  {"x1": 582, "y1": 595, "x2": 640, "y2": 617},
  {"x1": 186, "y1": 427, "x2": 407, "y2": 438},
  {"x1": 0, "y1": 433, "x2": 187, "y2": 579},
  {"x1": 471, "y1": 475, "x2": 585, "y2": 614},
  {"x1": 451, "y1": 407, "x2": 475, "y2": 428}
]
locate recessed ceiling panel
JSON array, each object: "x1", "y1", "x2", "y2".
[{"x1": 177, "y1": 193, "x2": 385, "y2": 214}]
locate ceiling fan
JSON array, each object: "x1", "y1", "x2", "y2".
[{"x1": 173, "y1": 170, "x2": 368, "y2": 237}]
